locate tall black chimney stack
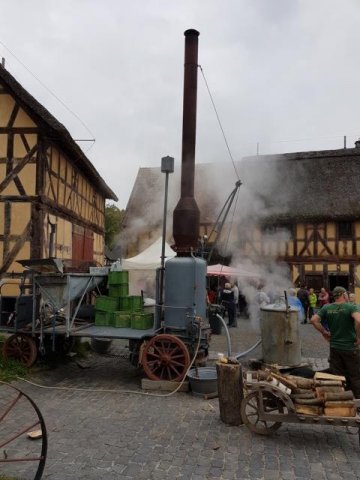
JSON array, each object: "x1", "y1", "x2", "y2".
[{"x1": 172, "y1": 29, "x2": 200, "y2": 253}]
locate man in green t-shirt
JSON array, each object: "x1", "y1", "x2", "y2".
[{"x1": 310, "y1": 286, "x2": 360, "y2": 398}]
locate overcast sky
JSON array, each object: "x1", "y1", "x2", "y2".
[{"x1": 1, "y1": 1, "x2": 360, "y2": 207}]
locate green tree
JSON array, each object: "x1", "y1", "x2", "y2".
[{"x1": 105, "y1": 203, "x2": 125, "y2": 247}]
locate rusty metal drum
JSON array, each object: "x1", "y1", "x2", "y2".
[{"x1": 260, "y1": 305, "x2": 301, "y2": 366}]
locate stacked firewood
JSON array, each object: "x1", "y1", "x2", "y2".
[
  {"x1": 246, "y1": 369, "x2": 357, "y2": 417},
  {"x1": 281, "y1": 371, "x2": 356, "y2": 417}
]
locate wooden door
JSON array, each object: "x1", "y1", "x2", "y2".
[{"x1": 72, "y1": 225, "x2": 94, "y2": 262}]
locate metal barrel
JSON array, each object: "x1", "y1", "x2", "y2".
[{"x1": 260, "y1": 305, "x2": 302, "y2": 366}]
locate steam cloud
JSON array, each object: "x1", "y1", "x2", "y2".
[{"x1": 118, "y1": 156, "x2": 297, "y2": 320}]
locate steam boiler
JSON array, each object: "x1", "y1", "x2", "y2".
[{"x1": 140, "y1": 29, "x2": 211, "y2": 381}]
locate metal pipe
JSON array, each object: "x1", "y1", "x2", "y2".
[
  {"x1": 154, "y1": 268, "x2": 162, "y2": 329},
  {"x1": 180, "y1": 29, "x2": 198, "y2": 200},
  {"x1": 215, "y1": 313, "x2": 232, "y2": 357},
  {"x1": 160, "y1": 156, "x2": 174, "y2": 305},
  {"x1": 215, "y1": 312, "x2": 262, "y2": 359},
  {"x1": 235, "y1": 339, "x2": 262, "y2": 359},
  {"x1": 161, "y1": 171, "x2": 170, "y2": 271}
]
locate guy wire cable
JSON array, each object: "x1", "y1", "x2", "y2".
[{"x1": 198, "y1": 64, "x2": 240, "y2": 182}]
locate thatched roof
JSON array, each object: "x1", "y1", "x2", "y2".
[
  {"x1": 124, "y1": 147, "x2": 360, "y2": 231},
  {"x1": 242, "y1": 148, "x2": 360, "y2": 223},
  {"x1": 0, "y1": 65, "x2": 117, "y2": 201}
]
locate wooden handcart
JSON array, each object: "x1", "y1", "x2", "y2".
[{"x1": 241, "y1": 379, "x2": 360, "y2": 445}]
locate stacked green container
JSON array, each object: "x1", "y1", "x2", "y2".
[
  {"x1": 118, "y1": 297, "x2": 132, "y2": 311},
  {"x1": 129, "y1": 295, "x2": 144, "y2": 312},
  {"x1": 111, "y1": 311, "x2": 131, "y2": 328},
  {"x1": 104, "y1": 270, "x2": 148, "y2": 328},
  {"x1": 131, "y1": 312, "x2": 154, "y2": 330},
  {"x1": 109, "y1": 284, "x2": 129, "y2": 297},
  {"x1": 95, "y1": 296, "x2": 119, "y2": 326},
  {"x1": 108, "y1": 271, "x2": 129, "y2": 315}
]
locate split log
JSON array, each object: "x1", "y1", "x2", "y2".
[
  {"x1": 295, "y1": 405, "x2": 323, "y2": 415},
  {"x1": 291, "y1": 392, "x2": 316, "y2": 400},
  {"x1": 314, "y1": 372, "x2": 346, "y2": 382},
  {"x1": 245, "y1": 370, "x2": 269, "y2": 383},
  {"x1": 314, "y1": 380, "x2": 344, "y2": 387},
  {"x1": 315, "y1": 386, "x2": 344, "y2": 400},
  {"x1": 294, "y1": 398, "x2": 323, "y2": 405},
  {"x1": 323, "y1": 391, "x2": 354, "y2": 402},
  {"x1": 270, "y1": 372, "x2": 297, "y2": 390},
  {"x1": 294, "y1": 387, "x2": 313, "y2": 394},
  {"x1": 324, "y1": 406, "x2": 356, "y2": 417},
  {"x1": 324, "y1": 400, "x2": 355, "y2": 407},
  {"x1": 286, "y1": 376, "x2": 313, "y2": 389},
  {"x1": 216, "y1": 361, "x2": 243, "y2": 426}
]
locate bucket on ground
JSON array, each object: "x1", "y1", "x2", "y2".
[{"x1": 187, "y1": 367, "x2": 218, "y2": 397}]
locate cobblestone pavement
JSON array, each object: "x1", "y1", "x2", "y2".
[{"x1": 3, "y1": 318, "x2": 360, "y2": 480}]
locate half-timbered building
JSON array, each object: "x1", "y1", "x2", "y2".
[
  {"x1": 0, "y1": 65, "x2": 117, "y2": 295},
  {"x1": 122, "y1": 146, "x2": 360, "y2": 300}
]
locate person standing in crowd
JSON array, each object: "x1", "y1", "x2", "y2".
[
  {"x1": 255, "y1": 283, "x2": 271, "y2": 307},
  {"x1": 232, "y1": 281, "x2": 239, "y2": 317},
  {"x1": 251, "y1": 284, "x2": 271, "y2": 324},
  {"x1": 349, "y1": 293, "x2": 356, "y2": 304},
  {"x1": 297, "y1": 285, "x2": 310, "y2": 324},
  {"x1": 216, "y1": 283, "x2": 224, "y2": 304},
  {"x1": 220, "y1": 282, "x2": 236, "y2": 327},
  {"x1": 287, "y1": 288, "x2": 305, "y2": 323},
  {"x1": 207, "y1": 287, "x2": 217, "y2": 305},
  {"x1": 238, "y1": 292, "x2": 249, "y2": 318},
  {"x1": 318, "y1": 287, "x2": 330, "y2": 306},
  {"x1": 310, "y1": 286, "x2": 360, "y2": 398},
  {"x1": 308, "y1": 288, "x2": 317, "y2": 319}
]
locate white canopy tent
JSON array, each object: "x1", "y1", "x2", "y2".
[{"x1": 122, "y1": 237, "x2": 175, "y2": 270}]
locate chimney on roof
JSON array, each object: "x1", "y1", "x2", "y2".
[
  {"x1": 1, "y1": 58, "x2": 5, "y2": 68},
  {"x1": 355, "y1": 138, "x2": 360, "y2": 149}
]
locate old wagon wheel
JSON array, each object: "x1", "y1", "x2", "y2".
[
  {"x1": 142, "y1": 334, "x2": 191, "y2": 382},
  {"x1": 3, "y1": 334, "x2": 37, "y2": 367},
  {"x1": 0, "y1": 382, "x2": 47, "y2": 480},
  {"x1": 241, "y1": 390, "x2": 285, "y2": 435}
]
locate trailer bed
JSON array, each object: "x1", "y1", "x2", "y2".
[{"x1": 70, "y1": 324, "x2": 160, "y2": 340}]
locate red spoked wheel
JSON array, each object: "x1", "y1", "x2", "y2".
[
  {"x1": 142, "y1": 334, "x2": 191, "y2": 381},
  {"x1": 0, "y1": 382, "x2": 47, "y2": 479},
  {"x1": 3, "y1": 334, "x2": 38, "y2": 367}
]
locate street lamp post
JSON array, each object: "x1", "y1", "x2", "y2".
[{"x1": 160, "y1": 156, "x2": 174, "y2": 306}]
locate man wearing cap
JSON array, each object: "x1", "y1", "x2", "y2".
[{"x1": 310, "y1": 286, "x2": 360, "y2": 397}]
